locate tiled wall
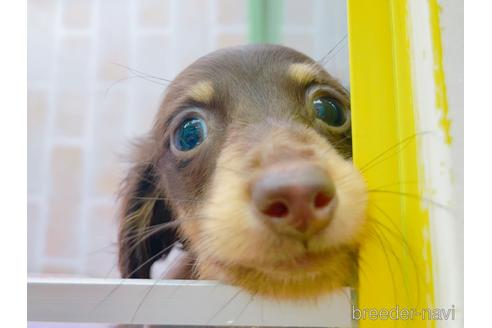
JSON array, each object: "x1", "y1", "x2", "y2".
[{"x1": 27, "y1": 0, "x2": 348, "y2": 277}]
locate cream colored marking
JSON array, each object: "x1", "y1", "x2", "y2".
[
  {"x1": 288, "y1": 63, "x2": 322, "y2": 85},
  {"x1": 187, "y1": 80, "x2": 214, "y2": 103}
]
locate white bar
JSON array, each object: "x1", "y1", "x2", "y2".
[{"x1": 28, "y1": 277, "x2": 352, "y2": 327}]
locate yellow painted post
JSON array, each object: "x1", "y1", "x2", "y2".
[{"x1": 347, "y1": 0, "x2": 435, "y2": 327}]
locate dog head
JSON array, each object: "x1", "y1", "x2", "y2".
[{"x1": 118, "y1": 44, "x2": 367, "y2": 299}]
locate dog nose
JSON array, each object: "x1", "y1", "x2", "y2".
[{"x1": 252, "y1": 163, "x2": 336, "y2": 235}]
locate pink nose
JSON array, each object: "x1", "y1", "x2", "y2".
[{"x1": 251, "y1": 163, "x2": 336, "y2": 235}]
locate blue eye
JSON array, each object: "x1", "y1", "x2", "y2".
[
  {"x1": 174, "y1": 117, "x2": 208, "y2": 151},
  {"x1": 312, "y1": 96, "x2": 347, "y2": 127}
]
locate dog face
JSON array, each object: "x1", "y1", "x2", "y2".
[{"x1": 118, "y1": 45, "x2": 367, "y2": 299}]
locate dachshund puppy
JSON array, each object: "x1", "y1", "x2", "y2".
[{"x1": 118, "y1": 44, "x2": 367, "y2": 299}]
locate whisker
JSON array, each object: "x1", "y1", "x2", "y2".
[
  {"x1": 104, "y1": 74, "x2": 166, "y2": 98},
  {"x1": 206, "y1": 289, "x2": 243, "y2": 325},
  {"x1": 233, "y1": 292, "x2": 255, "y2": 323},
  {"x1": 121, "y1": 216, "x2": 206, "y2": 255},
  {"x1": 370, "y1": 203, "x2": 425, "y2": 301},
  {"x1": 130, "y1": 196, "x2": 212, "y2": 204},
  {"x1": 129, "y1": 243, "x2": 177, "y2": 278},
  {"x1": 364, "y1": 225, "x2": 399, "y2": 303},
  {"x1": 368, "y1": 189, "x2": 451, "y2": 211},
  {"x1": 86, "y1": 242, "x2": 118, "y2": 256},
  {"x1": 106, "y1": 219, "x2": 199, "y2": 285},
  {"x1": 370, "y1": 217, "x2": 416, "y2": 304},
  {"x1": 318, "y1": 34, "x2": 348, "y2": 65},
  {"x1": 130, "y1": 251, "x2": 185, "y2": 323},
  {"x1": 112, "y1": 62, "x2": 173, "y2": 83},
  {"x1": 355, "y1": 131, "x2": 434, "y2": 173},
  {"x1": 92, "y1": 242, "x2": 176, "y2": 314},
  {"x1": 120, "y1": 223, "x2": 178, "y2": 251},
  {"x1": 356, "y1": 253, "x2": 371, "y2": 282},
  {"x1": 369, "y1": 179, "x2": 420, "y2": 191}
]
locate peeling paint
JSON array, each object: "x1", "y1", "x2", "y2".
[{"x1": 429, "y1": 0, "x2": 452, "y2": 144}]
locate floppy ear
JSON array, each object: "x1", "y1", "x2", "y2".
[{"x1": 118, "y1": 158, "x2": 178, "y2": 279}]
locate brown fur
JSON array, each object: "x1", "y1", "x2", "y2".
[{"x1": 118, "y1": 44, "x2": 367, "y2": 299}]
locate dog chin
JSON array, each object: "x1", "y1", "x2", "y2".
[{"x1": 199, "y1": 245, "x2": 358, "y2": 300}]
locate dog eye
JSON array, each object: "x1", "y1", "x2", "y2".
[
  {"x1": 174, "y1": 117, "x2": 208, "y2": 151},
  {"x1": 312, "y1": 96, "x2": 347, "y2": 127}
]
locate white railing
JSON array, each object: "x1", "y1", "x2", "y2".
[{"x1": 27, "y1": 277, "x2": 353, "y2": 327}]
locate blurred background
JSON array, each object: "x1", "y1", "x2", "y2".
[{"x1": 27, "y1": 0, "x2": 349, "y2": 278}]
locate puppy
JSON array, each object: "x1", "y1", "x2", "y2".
[{"x1": 118, "y1": 44, "x2": 367, "y2": 299}]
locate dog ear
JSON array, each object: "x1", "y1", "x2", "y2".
[{"x1": 118, "y1": 157, "x2": 178, "y2": 279}]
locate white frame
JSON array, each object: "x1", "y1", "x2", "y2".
[{"x1": 28, "y1": 277, "x2": 353, "y2": 327}]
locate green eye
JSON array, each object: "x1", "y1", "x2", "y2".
[{"x1": 312, "y1": 96, "x2": 347, "y2": 127}]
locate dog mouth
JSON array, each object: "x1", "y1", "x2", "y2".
[
  {"x1": 210, "y1": 246, "x2": 338, "y2": 277},
  {"x1": 203, "y1": 243, "x2": 357, "y2": 299},
  {"x1": 267, "y1": 250, "x2": 333, "y2": 271}
]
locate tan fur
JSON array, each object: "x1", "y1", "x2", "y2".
[
  {"x1": 186, "y1": 80, "x2": 214, "y2": 104},
  {"x1": 288, "y1": 62, "x2": 323, "y2": 86}
]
